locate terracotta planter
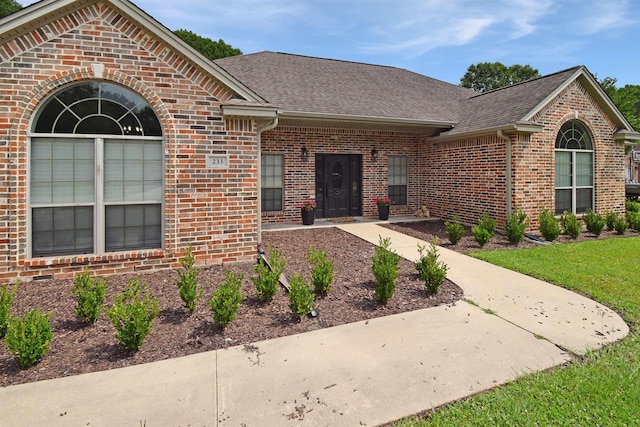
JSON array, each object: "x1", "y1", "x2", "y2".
[
  {"x1": 377, "y1": 205, "x2": 390, "y2": 220},
  {"x1": 301, "y1": 208, "x2": 315, "y2": 225}
]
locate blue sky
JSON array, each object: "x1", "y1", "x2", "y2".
[{"x1": 21, "y1": 0, "x2": 640, "y2": 87}]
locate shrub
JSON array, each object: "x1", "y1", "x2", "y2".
[
  {"x1": 477, "y1": 212, "x2": 496, "y2": 238},
  {"x1": 444, "y1": 216, "x2": 465, "y2": 245},
  {"x1": 505, "y1": 208, "x2": 528, "y2": 244},
  {"x1": 288, "y1": 273, "x2": 316, "y2": 318},
  {"x1": 209, "y1": 270, "x2": 244, "y2": 328},
  {"x1": 70, "y1": 270, "x2": 106, "y2": 324},
  {"x1": 626, "y1": 199, "x2": 640, "y2": 213},
  {"x1": 0, "y1": 282, "x2": 18, "y2": 338},
  {"x1": 4, "y1": 309, "x2": 52, "y2": 367},
  {"x1": 614, "y1": 215, "x2": 628, "y2": 235},
  {"x1": 414, "y1": 238, "x2": 448, "y2": 294},
  {"x1": 306, "y1": 246, "x2": 334, "y2": 296},
  {"x1": 626, "y1": 210, "x2": 640, "y2": 232},
  {"x1": 471, "y1": 226, "x2": 492, "y2": 247},
  {"x1": 252, "y1": 246, "x2": 286, "y2": 302},
  {"x1": 560, "y1": 211, "x2": 582, "y2": 239},
  {"x1": 106, "y1": 279, "x2": 160, "y2": 351},
  {"x1": 605, "y1": 211, "x2": 618, "y2": 231},
  {"x1": 176, "y1": 246, "x2": 202, "y2": 315},
  {"x1": 371, "y1": 236, "x2": 400, "y2": 304},
  {"x1": 538, "y1": 208, "x2": 561, "y2": 241},
  {"x1": 583, "y1": 208, "x2": 606, "y2": 236}
]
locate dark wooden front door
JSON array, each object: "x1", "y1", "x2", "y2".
[{"x1": 315, "y1": 154, "x2": 362, "y2": 218}]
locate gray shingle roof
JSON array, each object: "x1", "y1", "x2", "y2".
[{"x1": 215, "y1": 51, "x2": 475, "y2": 124}]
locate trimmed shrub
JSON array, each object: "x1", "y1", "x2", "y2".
[
  {"x1": 444, "y1": 216, "x2": 465, "y2": 245},
  {"x1": 4, "y1": 309, "x2": 52, "y2": 367},
  {"x1": 0, "y1": 282, "x2": 18, "y2": 338},
  {"x1": 415, "y1": 238, "x2": 448, "y2": 294},
  {"x1": 306, "y1": 246, "x2": 335, "y2": 296},
  {"x1": 209, "y1": 270, "x2": 244, "y2": 328},
  {"x1": 106, "y1": 279, "x2": 160, "y2": 351},
  {"x1": 371, "y1": 236, "x2": 400, "y2": 305},
  {"x1": 538, "y1": 208, "x2": 561, "y2": 241},
  {"x1": 560, "y1": 211, "x2": 582, "y2": 239},
  {"x1": 583, "y1": 208, "x2": 606, "y2": 236},
  {"x1": 288, "y1": 273, "x2": 316, "y2": 318},
  {"x1": 605, "y1": 211, "x2": 618, "y2": 231},
  {"x1": 505, "y1": 208, "x2": 528, "y2": 244},
  {"x1": 626, "y1": 199, "x2": 640, "y2": 213},
  {"x1": 477, "y1": 212, "x2": 497, "y2": 238},
  {"x1": 614, "y1": 215, "x2": 628, "y2": 235},
  {"x1": 626, "y1": 210, "x2": 640, "y2": 232},
  {"x1": 70, "y1": 270, "x2": 106, "y2": 324},
  {"x1": 176, "y1": 246, "x2": 202, "y2": 315},
  {"x1": 471, "y1": 226, "x2": 492, "y2": 247},
  {"x1": 252, "y1": 246, "x2": 286, "y2": 302}
]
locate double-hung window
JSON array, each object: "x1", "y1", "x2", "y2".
[
  {"x1": 388, "y1": 156, "x2": 408, "y2": 205},
  {"x1": 554, "y1": 120, "x2": 593, "y2": 215},
  {"x1": 261, "y1": 154, "x2": 283, "y2": 211},
  {"x1": 29, "y1": 82, "x2": 163, "y2": 257}
]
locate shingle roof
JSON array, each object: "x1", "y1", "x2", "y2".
[{"x1": 215, "y1": 51, "x2": 475, "y2": 125}]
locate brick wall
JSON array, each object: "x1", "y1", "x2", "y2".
[{"x1": 0, "y1": 4, "x2": 259, "y2": 281}]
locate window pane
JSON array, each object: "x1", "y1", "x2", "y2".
[
  {"x1": 576, "y1": 188, "x2": 593, "y2": 214},
  {"x1": 261, "y1": 155, "x2": 283, "y2": 211},
  {"x1": 555, "y1": 152, "x2": 572, "y2": 187},
  {"x1": 576, "y1": 152, "x2": 593, "y2": 186},
  {"x1": 105, "y1": 204, "x2": 161, "y2": 252},
  {"x1": 389, "y1": 185, "x2": 407, "y2": 205},
  {"x1": 262, "y1": 188, "x2": 282, "y2": 212},
  {"x1": 32, "y1": 206, "x2": 93, "y2": 257},
  {"x1": 555, "y1": 189, "x2": 572, "y2": 215}
]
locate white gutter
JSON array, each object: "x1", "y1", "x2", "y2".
[
  {"x1": 255, "y1": 117, "x2": 279, "y2": 254},
  {"x1": 497, "y1": 130, "x2": 513, "y2": 217},
  {"x1": 279, "y1": 111, "x2": 456, "y2": 129}
]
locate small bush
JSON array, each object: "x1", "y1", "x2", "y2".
[
  {"x1": 538, "y1": 208, "x2": 560, "y2": 241},
  {"x1": 605, "y1": 211, "x2": 618, "y2": 231},
  {"x1": 176, "y1": 246, "x2": 202, "y2": 315},
  {"x1": 444, "y1": 216, "x2": 465, "y2": 245},
  {"x1": 471, "y1": 226, "x2": 492, "y2": 247},
  {"x1": 209, "y1": 270, "x2": 244, "y2": 328},
  {"x1": 288, "y1": 273, "x2": 316, "y2": 318},
  {"x1": 614, "y1": 215, "x2": 628, "y2": 235},
  {"x1": 626, "y1": 199, "x2": 640, "y2": 213},
  {"x1": 560, "y1": 211, "x2": 582, "y2": 239},
  {"x1": 583, "y1": 208, "x2": 606, "y2": 236},
  {"x1": 371, "y1": 236, "x2": 400, "y2": 305},
  {"x1": 106, "y1": 279, "x2": 160, "y2": 351},
  {"x1": 4, "y1": 309, "x2": 52, "y2": 367},
  {"x1": 505, "y1": 208, "x2": 528, "y2": 244},
  {"x1": 306, "y1": 246, "x2": 334, "y2": 296},
  {"x1": 70, "y1": 271, "x2": 106, "y2": 324},
  {"x1": 477, "y1": 212, "x2": 496, "y2": 238},
  {"x1": 0, "y1": 282, "x2": 18, "y2": 338},
  {"x1": 252, "y1": 246, "x2": 286, "y2": 302},
  {"x1": 626, "y1": 210, "x2": 640, "y2": 232},
  {"x1": 415, "y1": 238, "x2": 448, "y2": 294}
]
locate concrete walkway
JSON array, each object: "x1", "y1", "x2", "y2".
[{"x1": 0, "y1": 222, "x2": 629, "y2": 426}]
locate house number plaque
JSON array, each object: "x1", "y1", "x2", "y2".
[{"x1": 207, "y1": 154, "x2": 229, "y2": 169}]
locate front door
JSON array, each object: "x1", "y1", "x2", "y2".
[{"x1": 315, "y1": 154, "x2": 362, "y2": 218}]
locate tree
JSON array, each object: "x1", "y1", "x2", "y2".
[
  {"x1": 0, "y1": 0, "x2": 22, "y2": 18},
  {"x1": 598, "y1": 77, "x2": 640, "y2": 131},
  {"x1": 174, "y1": 29, "x2": 242, "y2": 61},
  {"x1": 460, "y1": 62, "x2": 541, "y2": 93}
]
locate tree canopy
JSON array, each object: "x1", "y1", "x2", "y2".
[
  {"x1": 598, "y1": 77, "x2": 640, "y2": 131},
  {"x1": 174, "y1": 29, "x2": 242, "y2": 61},
  {"x1": 460, "y1": 62, "x2": 541, "y2": 93},
  {"x1": 0, "y1": 0, "x2": 21, "y2": 18}
]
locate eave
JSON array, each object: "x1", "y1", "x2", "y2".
[{"x1": 430, "y1": 122, "x2": 545, "y2": 143}]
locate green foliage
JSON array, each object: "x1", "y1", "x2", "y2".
[
  {"x1": 560, "y1": 211, "x2": 582, "y2": 239},
  {"x1": 371, "y1": 236, "x2": 400, "y2": 304},
  {"x1": 287, "y1": 273, "x2": 316, "y2": 318},
  {"x1": 4, "y1": 309, "x2": 52, "y2": 367},
  {"x1": 538, "y1": 208, "x2": 561, "y2": 241},
  {"x1": 174, "y1": 29, "x2": 242, "y2": 61},
  {"x1": 444, "y1": 216, "x2": 465, "y2": 245},
  {"x1": 306, "y1": 246, "x2": 335, "y2": 296},
  {"x1": 614, "y1": 215, "x2": 629, "y2": 235},
  {"x1": 625, "y1": 210, "x2": 640, "y2": 231},
  {"x1": 414, "y1": 238, "x2": 448, "y2": 294},
  {"x1": 598, "y1": 77, "x2": 640, "y2": 131},
  {"x1": 209, "y1": 270, "x2": 244, "y2": 328},
  {"x1": 176, "y1": 246, "x2": 202, "y2": 315},
  {"x1": 460, "y1": 62, "x2": 541, "y2": 92},
  {"x1": 106, "y1": 280, "x2": 160, "y2": 351},
  {"x1": 70, "y1": 270, "x2": 106, "y2": 324},
  {"x1": 626, "y1": 199, "x2": 640, "y2": 212},
  {"x1": 605, "y1": 210, "x2": 619, "y2": 231},
  {"x1": 582, "y1": 208, "x2": 606, "y2": 236},
  {"x1": 252, "y1": 246, "x2": 286, "y2": 302},
  {"x1": 0, "y1": 0, "x2": 22, "y2": 18},
  {"x1": 477, "y1": 212, "x2": 496, "y2": 237},
  {"x1": 505, "y1": 208, "x2": 529, "y2": 244},
  {"x1": 0, "y1": 282, "x2": 18, "y2": 338},
  {"x1": 471, "y1": 226, "x2": 492, "y2": 247}
]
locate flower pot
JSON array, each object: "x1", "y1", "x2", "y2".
[
  {"x1": 378, "y1": 205, "x2": 390, "y2": 220},
  {"x1": 301, "y1": 209, "x2": 315, "y2": 225}
]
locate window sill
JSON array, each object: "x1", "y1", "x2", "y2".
[{"x1": 24, "y1": 249, "x2": 166, "y2": 268}]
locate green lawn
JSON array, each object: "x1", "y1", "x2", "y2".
[{"x1": 395, "y1": 237, "x2": 640, "y2": 427}]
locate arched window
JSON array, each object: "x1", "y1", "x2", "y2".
[
  {"x1": 30, "y1": 82, "x2": 163, "y2": 257},
  {"x1": 554, "y1": 120, "x2": 593, "y2": 215}
]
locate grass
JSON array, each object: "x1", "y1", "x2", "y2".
[{"x1": 395, "y1": 236, "x2": 640, "y2": 426}]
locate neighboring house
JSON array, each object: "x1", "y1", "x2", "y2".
[{"x1": 1, "y1": 0, "x2": 638, "y2": 281}]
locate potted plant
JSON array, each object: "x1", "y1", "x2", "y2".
[
  {"x1": 374, "y1": 196, "x2": 395, "y2": 220},
  {"x1": 300, "y1": 197, "x2": 317, "y2": 225}
]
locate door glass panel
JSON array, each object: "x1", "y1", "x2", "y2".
[{"x1": 331, "y1": 162, "x2": 343, "y2": 190}]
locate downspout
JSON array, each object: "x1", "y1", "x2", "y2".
[
  {"x1": 256, "y1": 116, "x2": 279, "y2": 254},
  {"x1": 497, "y1": 130, "x2": 512, "y2": 217}
]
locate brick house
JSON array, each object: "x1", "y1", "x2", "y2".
[{"x1": 1, "y1": 0, "x2": 638, "y2": 281}]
